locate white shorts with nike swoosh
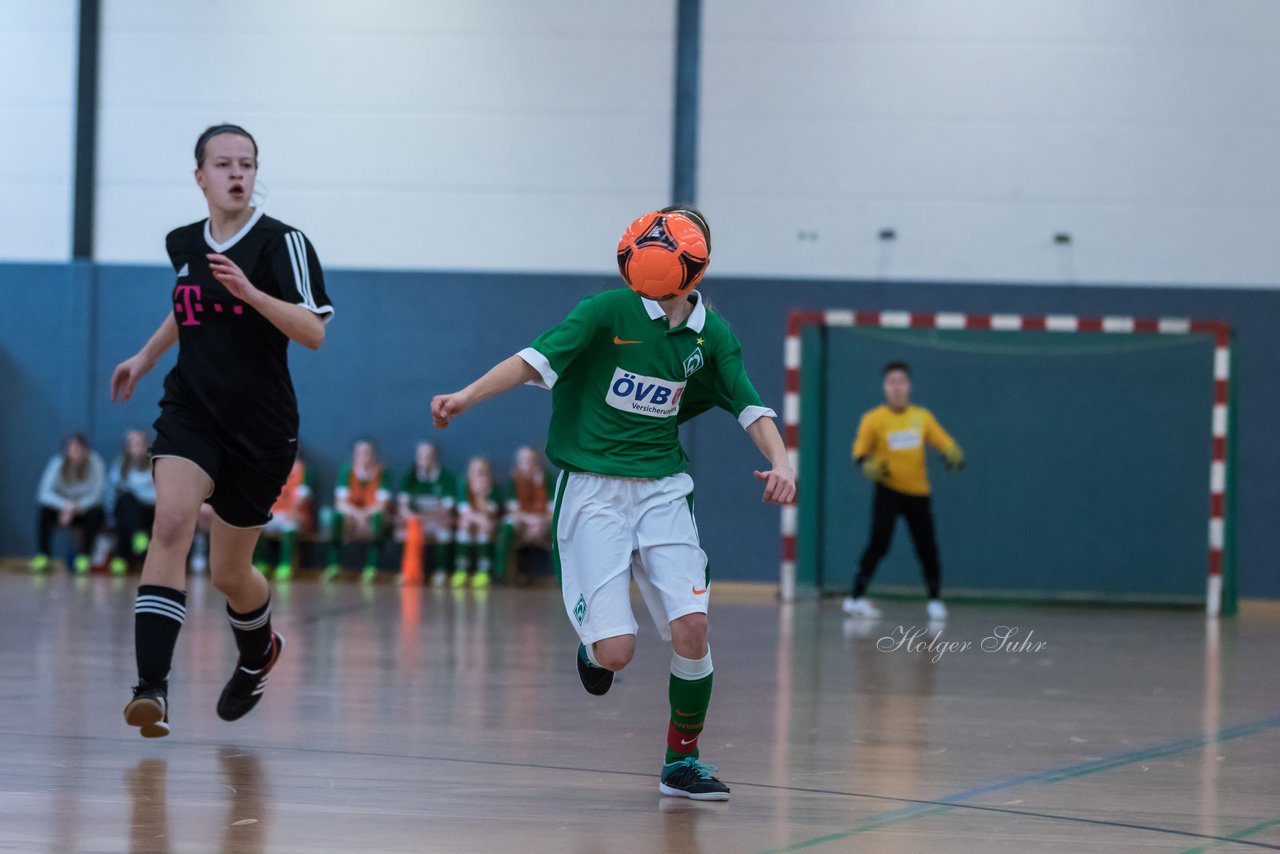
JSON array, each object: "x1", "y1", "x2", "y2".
[{"x1": 554, "y1": 471, "x2": 710, "y2": 645}]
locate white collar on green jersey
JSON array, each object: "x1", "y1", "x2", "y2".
[{"x1": 641, "y1": 290, "x2": 706, "y2": 333}]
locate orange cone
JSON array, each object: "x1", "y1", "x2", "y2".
[{"x1": 400, "y1": 515, "x2": 424, "y2": 586}]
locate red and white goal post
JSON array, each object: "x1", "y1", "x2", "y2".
[{"x1": 778, "y1": 309, "x2": 1233, "y2": 617}]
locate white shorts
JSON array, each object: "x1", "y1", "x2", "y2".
[
  {"x1": 407, "y1": 512, "x2": 454, "y2": 543},
  {"x1": 262, "y1": 515, "x2": 298, "y2": 535},
  {"x1": 555, "y1": 471, "x2": 710, "y2": 645}
]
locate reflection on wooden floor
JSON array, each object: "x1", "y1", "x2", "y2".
[{"x1": 0, "y1": 571, "x2": 1278, "y2": 853}]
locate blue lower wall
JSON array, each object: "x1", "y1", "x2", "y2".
[{"x1": 2, "y1": 262, "x2": 1277, "y2": 598}]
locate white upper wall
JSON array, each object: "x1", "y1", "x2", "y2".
[
  {"x1": 0, "y1": 1, "x2": 76, "y2": 263},
  {"x1": 700, "y1": 0, "x2": 1280, "y2": 287},
  {"x1": 17, "y1": 1, "x2": 1280, "y2": 284},
  {"x1": 94, "y1": 1, "x2": 675, "y2": 271}
]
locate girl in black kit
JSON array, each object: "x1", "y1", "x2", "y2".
[{"x1": 111, "y1": 124, "x2": 333, "y2": 737}]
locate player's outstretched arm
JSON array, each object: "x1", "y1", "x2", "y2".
[
  {"x1": 111, "y1": 314, "x2": 178, "y2": 403},
  {"x1": 432, "y1": 355, "x2": 541, "y2": 429},
  {"x1": 924, "y1": 412, "x2": 964, "y2": 471},
  {"x1": 746, "y1": 416, "x2": 797, "y2": 505}
]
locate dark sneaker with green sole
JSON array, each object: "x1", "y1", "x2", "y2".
[{"x1": 659, "y1": 757, "x2": 730, "y2": 801}]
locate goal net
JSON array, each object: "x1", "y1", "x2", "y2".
[{"x1": 780, "y1": 310, "x2": 1234, "y2": 616}]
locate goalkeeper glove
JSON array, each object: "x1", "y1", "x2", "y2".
[
  {"x1": 861, "y1": 458, "x2": 889, "y2": 483},
  {"x1": 944, "y1": 444, "x2": 965, "y2": 471}
]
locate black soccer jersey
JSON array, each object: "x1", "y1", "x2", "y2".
[{"x1": 161, "y1": 209, "x2": 333, "y2": 458}]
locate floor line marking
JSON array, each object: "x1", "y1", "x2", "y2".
[
  {"x1": 5, "y1": 717, "x2": 1279, "y2": 852},
  {"x1": 1177, "y1": 818, "x2": 1280, "y2": 854},
  {"x1": 291, "y1": 603, "x2": 372, "y2": 624},
  {"x1": 757, "y1": 712, "x2": 1280, "y2": 853}
]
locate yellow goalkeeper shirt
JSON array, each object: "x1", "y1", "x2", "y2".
[{"x1": 852, "y1": 405, "x2": 956, "y2": 497}]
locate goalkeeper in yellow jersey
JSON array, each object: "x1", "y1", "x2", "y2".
[{"x1": 845, "y1": 361, "x2": 963, "y2": 621}]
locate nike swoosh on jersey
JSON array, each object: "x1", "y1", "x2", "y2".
[
  {"x1": 692, "y1": 586, "x2": 708, "y2": 595},
  {"x1": 613, "y1": 335, "x2": 644, "y2": 345}
]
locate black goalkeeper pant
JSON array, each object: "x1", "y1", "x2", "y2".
[{"x1": 852, "y1": 484, "x2": 941, "y2": 599}]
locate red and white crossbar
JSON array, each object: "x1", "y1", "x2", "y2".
[{"x1": 780, "y1": 310, "x2": 1231, "y2": 616}]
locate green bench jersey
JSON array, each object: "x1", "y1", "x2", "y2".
[
  {"x1": 399, "y1": 466, "x2": 457, "y2": 511},
  {"x1": 457, "y1": 478, "x2": 504, "y2": 512},
  {"x1": 518, "y1": 288, "x2": 775, "y2": 479}
]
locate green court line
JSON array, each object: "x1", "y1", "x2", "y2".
[
  {"x1": 759, "y1": 712, "x2": 1280, "y2": 853},
  {"x1": 4, "y1": 729, "x2": 1278, "y2": 852},
  {"x1": 755, "y1": 798, "x2": 1280, "y2": 853},
  {"x1": 1178, "y1": 819, "x2": 1280, "y2": 854}
]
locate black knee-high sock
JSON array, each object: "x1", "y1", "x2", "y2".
[
  {"x1": 135, "y1": 585, "x2": 187, "y2": 690},
  {"x1": 227, "y1": 598, "x2": 273, "y2": 670}
]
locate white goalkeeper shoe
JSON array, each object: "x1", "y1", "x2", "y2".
[{"x1": 842, "y1": 597, "x2": 882, "y2": 619}]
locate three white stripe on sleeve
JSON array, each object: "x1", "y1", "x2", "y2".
[{"x1": 284, "y1": 231, "x2": 318, "y2": 310}]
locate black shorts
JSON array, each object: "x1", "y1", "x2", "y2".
[{"x1": 151, "y1": 405, "x2": 295, "y2": 528}]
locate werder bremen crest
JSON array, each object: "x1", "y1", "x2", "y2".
[
  {"x1": 683, "y1": 347, "x2": 704, "y2": 378},
  {"x1": 574, "y1": 594, "x2": 587, "y2": 625}
]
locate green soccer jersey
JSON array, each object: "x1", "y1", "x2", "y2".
[
  {"x1": 399, "y1": 466, "x2": 457, "y2": 511},
  {"x1": 518, "y1": 288, "x2": 775, "y2": 479},
  {"x1": 457, "y1": 478, "x2": 504, "y2": 513}
]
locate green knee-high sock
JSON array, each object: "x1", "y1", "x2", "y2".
[
  {"x1": 364, "y1": 513, "x2": 384, "y2": 569},
  {"x1": 327, "y1": 513, "x2": 344, "y2": 565},
  {"x1": 279, "y1": 530, "x2": 296, "y2": 567},
  {"x1": 455, "y1": 543, "x2": 471, "y2": 574},
  {"x1": 665, "y1": 650, "x2": 714, "y2": 764},
  {"x1": 253, "y1": 536, "x2": 271, "y2": 565},
  {"x1": 476, "y1": 540, "x2": 493, "y2": 574},
  {"x1": 433, "y1": 540, "x2": 450, "y2": 574},
  {"x1": 494, "y1": 523, "x2": 514, "y2": 579}
]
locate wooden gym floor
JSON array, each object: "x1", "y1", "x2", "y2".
[{"x1": 0, "y1": 569, "x2": 1277, "y2": 853}]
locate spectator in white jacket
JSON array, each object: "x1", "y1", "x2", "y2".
[
  {"x1": 108, "y1": 428, "x2": 156, "y2": 575},
  {"x1": 35, "y1": 433, "x2": 106, "y2": 574}
]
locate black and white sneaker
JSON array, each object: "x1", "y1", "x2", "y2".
[
  {"x1": 576, "y1": 642, "x2": 613, "y2": 696},
  {"x1": 217, "y1": 632, "x2": 284, "y2": 722},
  {"x1": 659, "y1": 757, "x2": 731, "y2": 801},
  {"x1": 124, "y1": 682, "x2": 170, "y2": 738}
]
